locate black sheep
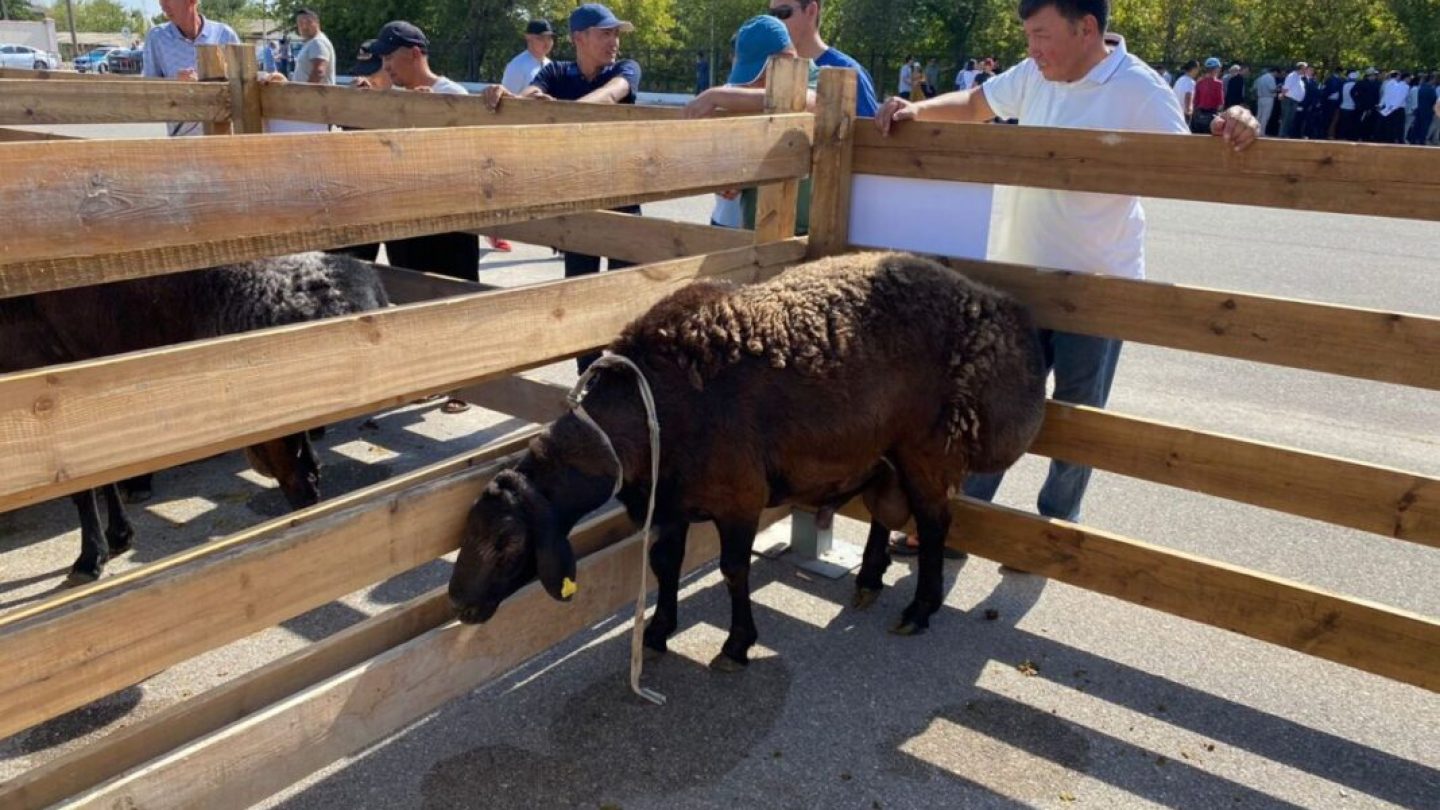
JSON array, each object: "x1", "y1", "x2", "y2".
[
  {"x1": 448, "y1": 251, "x2": 1046, "y2": 669},
  {"x1": 0, "y1": 252, "x2": 390, "y2": 584}
]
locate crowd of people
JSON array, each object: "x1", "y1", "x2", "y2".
[{"x1": 1160, "y1": 60, "x2": 1439, "y2": 144}]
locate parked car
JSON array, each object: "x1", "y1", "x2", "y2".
[
  {"x1": 0, "y1": 43, "x2": 62, "y2": 70},
  {"x1": 107, "y1": 49, "x2": 144, "y2": 75},
  {"x1": 74, "y1": 47, "x2": 123, "y2": 74}
]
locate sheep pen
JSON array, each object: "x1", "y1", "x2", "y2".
[
  {"x1": 0, "y1": 252, "x2": 390, "y2": 583},
  {"x1": 448, "y1": 251, "x2": 1047, "y2": 670}
]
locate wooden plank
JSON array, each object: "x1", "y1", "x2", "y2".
[
  {"x1": 852, "y1": 120, "x2": 1440, "y2": 222},
  {"x1": 0, "y1": 126, "x2": 81, "y2": 141},
  {"x1": 943, "y1": 258, "x2": 1440, "y2": 391},
  {"x1": 373, "y1": 264, "x2": 494, "y2": 304},
  {"x1": 754, "y1": 57, "x2": 810, "y2": 243},
  {"x1": 0, "y1": 240, "x2": 805, "y2": 512},
  {"x1": 479, "y1": 211, "x2": 752, "y2": 265},
  {"x1": 0, "y1": 433, "x2": 537, "y2": 742},
  {"x1": 225, "y1": 44, "x2": 262, "y2": 134},
  {"x1": 258, "y1": 81, "x2": 689, "y2": 128},
  {"x1": 196, "y1": 45, "x2": 231, "y2": 136},
  {"x1": 454, "y1": 374, "x2": 569, "y2": 425},
  {"x1": 837, "y1": 498, "x2": 1440, "y2": 692},
  {"x1": 806, "y1": 68, "x2": 858, "y2": 258},
  {"x1": 65, "y1": 507, "x2": 788, "y2": 810},
  {"x1": 0, "y1": 68, "x2": 143, "y2": 81},
  {"x1": 0, "y1": 78, "x2": 231, "y2": 125},
  {"x1": 1, "y1": 505, "x2": 637, "y2": 809},
  {"x1": 0, "y1": 114, "x2": 812, "y2": 297},
  {"x1": 1035, "y1": 402, "x2": 1440, "y2": 547}
]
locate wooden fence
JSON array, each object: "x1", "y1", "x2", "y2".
[{"x1": 0, "y1": 47, "x2": 1435, "y2": 807}]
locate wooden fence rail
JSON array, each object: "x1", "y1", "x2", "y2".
[
  {"x1": 0, "y1": 241, "x2": 804, "y2": 512},
  {"x1": 0, "y1": 78, "x2": 229, "y2": 126},
  {"x1": 852, "y1": 120, "x2": 1440, "y2": 223},
  {"x1": 0, "y1": 114, "x2": 812, "y2": 297}
]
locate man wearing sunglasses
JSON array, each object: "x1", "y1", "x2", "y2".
[{"x1": 767, "y1": 0, "x2": 879, "y2": 117}]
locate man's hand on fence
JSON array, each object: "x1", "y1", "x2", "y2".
[
  {"x1": 875, "y1": 95, "x2": 920, "y2": 136},
  {"x1": 482, "y1": 84, "x2": 510, "y2": 112},
  {"x1": 177, "y1": 68, "x2": 198, "y2": 82},
  {"x1": 1212, "y1": 105, "x2": 1260, "y2": 151}
]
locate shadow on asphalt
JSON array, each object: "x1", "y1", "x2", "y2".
[{"x1": 267, "y1": 552, "x2": 1439, "y2": 809}]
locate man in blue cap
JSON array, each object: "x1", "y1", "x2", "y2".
[
  {"x1": 683, "y1": 14, "x2": 813, "y2": 118},
  {"x1": 482, "y1": 3, "x2": 644, "y2": 373},
  {"x1": 766, "y1": 0, "x2": 879, "y2": 118}
]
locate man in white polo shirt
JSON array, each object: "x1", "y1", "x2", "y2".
[{"x1": 875, "y1": 0, "x2": 1257, "y2": 533}]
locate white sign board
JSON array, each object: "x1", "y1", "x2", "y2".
[{"x1": 847, "y1": 174, "x2": 994, "y2": 261}]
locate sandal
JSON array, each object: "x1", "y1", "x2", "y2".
[
  {"x1": 440, "y1": 398, "x2": 471, "y2": 414},
  {"x1": 887, "y1": 532, "x2": 965, "y2": 560}
]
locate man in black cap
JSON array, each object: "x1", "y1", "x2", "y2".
[
  {"x1": 370, "y1": 20, "x2": 467, "y2": 94},
  {"x1": 481, "y1": 3, "x2": 644, "y2": 373},
  {"x1": 349, "y1": 39, "x2": 388, "y2": 90},
  {"x1": 502, "y1": 19, "x2": 554, "y2": 95}
]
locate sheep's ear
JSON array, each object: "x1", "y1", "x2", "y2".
[{"x1": 534, "y1": 522, "x2": 578, "y2": 602}]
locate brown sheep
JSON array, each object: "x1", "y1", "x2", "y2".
[{"x1": 448, "y1": 251, "x2": 1045, "y2": 670}]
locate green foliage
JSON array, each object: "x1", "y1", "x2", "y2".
[
  {"x1": 44, "y1": 0, "x2": 142, "y2": 33},
  {"x1": 2, "y1": 0, "x2": 49, "y2": 21}
]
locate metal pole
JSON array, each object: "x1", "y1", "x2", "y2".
[
  {"x1": 1, "y1": 0, "x2": 10, "y2": 23},
  {"x1": 63, "y1": 0, "x2": 79, "y2": 57}
]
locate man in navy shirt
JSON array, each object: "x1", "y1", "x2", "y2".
[
  {"x1": 482, "y1": 3, "x2": 643, "y2": 372},
  {"x1": 766, "y1": 0, "x2": 880, "y2": 117}
]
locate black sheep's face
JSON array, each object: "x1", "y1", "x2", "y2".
[
  {"x1": 449, "y1": 469, "x2": 577, "y2": 624},
  {"x1": 244, "y1": 434, "x2": 321, "y2": 510}
]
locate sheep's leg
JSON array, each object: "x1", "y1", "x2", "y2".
[
  {"x1": 66, "y1": 489, "x2": 109, "y2": 586},
  {"x1": 893, "y1": 506, "x2": 952, "y2": 636},
  {"x1": 101, "y1": 483, "x2": 135, "y2": 555},
  {"x1": 852, "y1": 520, "x2": 892, "y2": 610},
  {"x1": 711, "y1": 516, "x2": 761, "y2": 672},
  {"x1": 642, "y1": 521, "x2": 690, "y2": 659}
]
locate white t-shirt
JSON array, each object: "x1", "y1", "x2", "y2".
[
  {"x1": 430, "y1": 77, "x2": 468, "y2": 95},
  {"x1": 1341, "y1": 81, "x2": 1356, "y2": 110},
  {"x1": 293, "y1": 32, "x2": 335, "y2": 84},
  {"x1": 956, "y1": 69, "x2": 978, "y2": 89},
  {"x1": 1172, "y1": 73, "x2": 1196, "y2": 110},
  {"x1": 899, "y1": 63, "x2": 913, "y2": 93},
  {"x1": 1380, "y1": 79, "x2": 1410, "y2": 115},
  {"x1": 1283, "y1": 71, "x2": 1306, "y2": 103},
  {"x1": 980, "y1": 36, "x2": 1188, "y2": 280},
  {"x1": 502, "y1": 50, "x2": 549, "y2": 95}
]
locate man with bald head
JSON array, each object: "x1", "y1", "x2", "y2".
[{"x1": 142, "y1": 0, "x2": 240, "y2": 136}]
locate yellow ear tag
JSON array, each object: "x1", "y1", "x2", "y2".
[{"x1": 561, "y1": 578, "x2": 578, "y2": 599}]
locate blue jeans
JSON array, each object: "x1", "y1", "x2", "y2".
[{"x1": 962, "y1": 330, "x2": 1123, "y2": 522}]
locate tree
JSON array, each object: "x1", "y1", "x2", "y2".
[
  {"x1": 47, "y1": 0, "x2": 131, "y2": 32},
  {"x1": 2, "y1": 1, "x2": 49, "y2": 21}
]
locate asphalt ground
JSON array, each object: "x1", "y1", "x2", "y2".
[{"x1": 0, "y1": 122, "x2": 1436, "y2": 808}]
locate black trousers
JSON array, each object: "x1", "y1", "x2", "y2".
[
  {"x1": 564, "y1": 205, "x2": 641, "y2": 372},
  {"x1": 325, "y1": 233, "x2": 480, "y2": 282}
]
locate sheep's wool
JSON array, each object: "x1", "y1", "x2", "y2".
[{"x1": 613, "y1": 251, "x2": 1031, "y2": 453}]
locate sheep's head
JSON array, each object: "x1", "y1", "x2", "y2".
[
  {"x1": 244, "y1": 434, "x2": 320, "y2": 510},
  {"x1": 449, "y1": 468, "x2": 577, "y2": 624}
]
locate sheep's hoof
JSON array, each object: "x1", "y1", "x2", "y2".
[
  {"x1": 107, "y1": 533, "x2": 134, "y2": 555},
  {"x1": 62, "y1": 570, "x2": 99, "y2": 588},
  {"x1": 890, "y1": 620, "x2": 926, "y2": 637},
  {"x1": 852, "y1": 587, "x2": 882, "y2": 610},
  {"x1": 708, "y1": 652, "x2": 747, "y2": 673}
]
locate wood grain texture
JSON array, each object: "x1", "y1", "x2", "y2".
[
  {"x1": 225, "y1": 44, "x2": 262, "y2": 134},
  {"x1": 754, "y1": 58, "x2": 810, "y2": 243},
  {"x1": 0, "y1": 78, "x2": 229, "y2": 125},
  {"x1": 1, "y1": 505, "x2": 636, "y2": 809},
  {"x1": 258, "y1": 81, "x2": 691, "y2": 128},
  {"x1": 1035, "y1": 402, "x2": 1440, "y2": 546},
  {"x1": 0, "y1": 434, "x2": 535, "y2": 743},
  {"x1": 943, "y1": 257, "x2": 1440, "y2": 390},
  {"x1": 0, "y1": 240, "x2": 805, "y2": 512},
  {"x1": 373, "y1": 264, "x2": 494, "y2": 304},
  {"x1": 0, "y1": 113, "x2": 812, "y2": 297},
  {"x1": 197, "y1": 45, "x2": 231, "y2": 136},
  {"x1": 838, "y1": 497, "x2": 1440, "y2": 692},
  {"x1": 480, "y1": 210, "x2": 752, "y2": 264},
  {"x1": 806, "y1": 68, "x2": 858, "y2": 258},
  {"x1": 64, "y1": 508, "x2": 787, "y2": 810},
  {"x1": 852, "y1": 120, "x2": 1440, "y2": 222}
]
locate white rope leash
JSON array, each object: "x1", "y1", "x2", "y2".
[{"x1": 567, "y1": 352, "x2": 666, "y2": 706}]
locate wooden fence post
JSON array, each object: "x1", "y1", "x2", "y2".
[
  {"x1": 197, "y1": 44, "x2": 232, "y2": 136},
  {"x1": 226, "y1": 43, "x2": 262, "y2": 134},
  {"x1": 753, "y1": 56, "x2": 809, "y2": 243},
  {"x1": 806, "y1": 68, "x2": 858, "y2": 258}
]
